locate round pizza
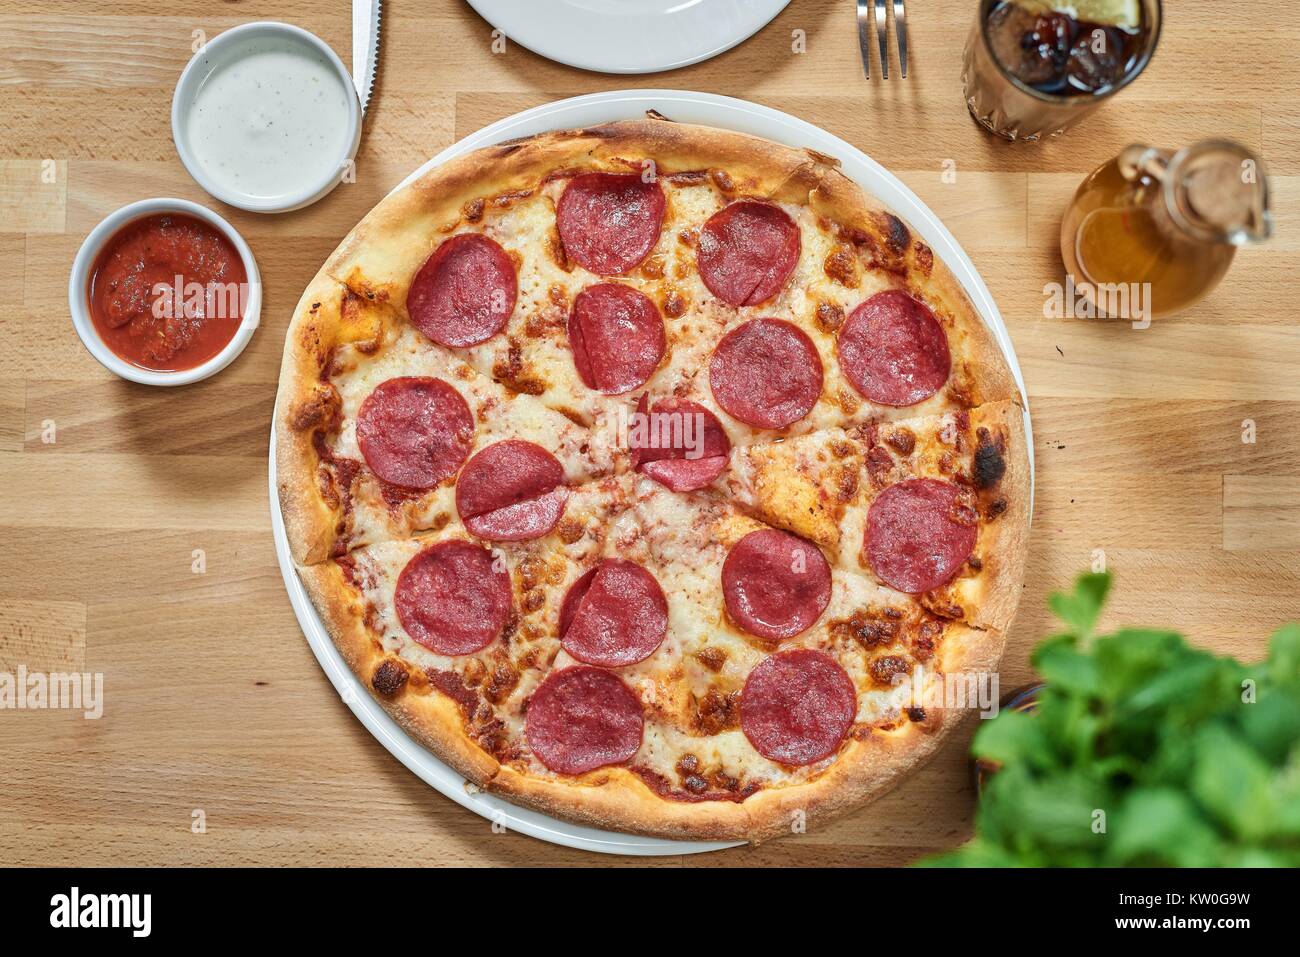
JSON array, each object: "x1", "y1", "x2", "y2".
[{"x1": 273, "y1": 118, "x2": 1030, "y2": 842}]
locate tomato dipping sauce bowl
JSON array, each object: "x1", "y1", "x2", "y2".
[{"x1": 69, "y1": 198, "x2": 262, "y2": 386}]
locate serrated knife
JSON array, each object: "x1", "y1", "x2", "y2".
[{"x1": 353, "y1": 0, "x2": 382, "y2": 115}]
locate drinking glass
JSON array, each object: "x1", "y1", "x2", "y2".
[{"x1": 962, "y1": 0, "x2": 1163, "y2": 142}]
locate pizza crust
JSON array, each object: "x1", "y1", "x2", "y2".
[
  {"x1": 297, "y1": 560, "x2": 503, "y2": 786},
  {"x1": 966, "y1": 398, "x2": 1032, "y2": 636},
  {"x1": 275, "y1": 274, "x2": 354, "y2": 565},
  {"x1": 487, "y1": 765, "x2": 755, "y2": 841},
  {"x1": 273, "y1": 117, "x2": 1032, "y2": 844},
  {"x1": 412, "y1": 629, "x2": 1000, "y2": 844},
  {"x1": 741, "y1": 624, "x2": 1009, "y2": 842}
]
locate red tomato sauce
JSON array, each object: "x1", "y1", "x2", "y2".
[{"x1": 87, "y1": 213, "x2": 247, "y2": 371}]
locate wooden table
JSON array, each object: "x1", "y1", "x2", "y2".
[{"x1": 1, "y1": 0, "x2": 1296, "y2": 867}]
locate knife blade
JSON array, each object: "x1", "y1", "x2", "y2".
[{"x1": 352, "y1": 0, "x2": 382, "y2": 115}]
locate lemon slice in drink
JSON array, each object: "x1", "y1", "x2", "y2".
[{"x1": 1011, "y1": 0, "x2": 1141, "y2": 29}]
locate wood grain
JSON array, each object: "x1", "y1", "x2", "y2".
[{"x1": 0, "y1": 0, "x2": 1296, "y2": 867}]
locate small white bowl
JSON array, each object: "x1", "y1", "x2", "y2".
[
  {"x1": 171, "y1": 21, "x2": 362, "y2": 214},
  {"x1": 68, "y1": 198, "x2": 262, "y2": 387}
]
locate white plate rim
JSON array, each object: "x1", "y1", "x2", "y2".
[
  {"x1": 272, "y1": 89, "x2": 1034, "y2": 859},
  {"x1": 464, "y1": 0, "x2": 792, "y2": 75}
]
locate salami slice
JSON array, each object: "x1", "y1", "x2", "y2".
[
  {"x1": 697, "y1": 200, "x2": 801, "y2": 307},
  {"x1": 394, "y1": 540, "x2": 512, "y2": 656},
  {"x1": 630, "y1": 396, "x2": 731, "y2": 492},
  {"x1": 407, "y1": 233, "x2": 516, "y2": 347},
  {"x1": 722, "y1": 529, "x2": 832, "y2": 641},
  {"x1": 525, "y1": 665, "x2": 644, "y2": 775},
  {"x1": 356, "y1": 377, "x2": 474, "y2": 489},
  {"x1": 455, "y1": 440, "x2": 567, "y2": 541},
  {"x1": 556, "y1": 172, "x2": 666, "y2": 276},
  {"x1": 865, "y1": 478, "x2": 977, "y2": 594},
  {"x1": 559, "y1": 559, "x2": 668, "y2": 667},
  {"x1": 837, "y1": 290, "x2": 951, "y2": 406},
  {"x1": 708, "y1": 318, "x2": 823, "y2": 429},
  {"x1": 568, "y1": 283, "x2": 666, "y2": 395},
  {"x1": 741, "y1": 649, "x2": 856, "y2": 766}
]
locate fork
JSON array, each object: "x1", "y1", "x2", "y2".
[{"x1": 857, "y1": 0, "x2": 909, "y2": 79}]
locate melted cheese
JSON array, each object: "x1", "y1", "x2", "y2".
[
  {"x1": 430, "y1": 176, "x2": 985, "y2": 455},
  {"x1": 327, "y1": 325, "x2": 618, "y2": 552},
  {"x1": 720, "y1": 404, "x2": 1017, "y2": 624},
  {"x1": 623, "y1": 477, "x2": 936, "y2": 790},
  {"x1": 346, "y1": 478, "x2": 631, "y2": 729}
]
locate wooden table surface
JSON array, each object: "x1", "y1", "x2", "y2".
[{"x1": 1, "y1": 0, "x2": 1296, "y2": 867}]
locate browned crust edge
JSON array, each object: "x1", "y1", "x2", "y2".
[
  {"x1": 296, "y1": 560, "x2": 502, "y2": 786},
  {"x1": 273, "y1": 273, "x2": 349, "y2": 565},
  {"x1": 967, "y1": 397, "x2": 1032, "y2": 637},
  {"x1": 299, "y1": 544, "x2": 1011, "y2": 843},
  {"x1": 487, "y1": 765, "x2": 757, "y2": 842},
  {"x1": 490, "y1": 688, "x2": 984, "y2": 845}
]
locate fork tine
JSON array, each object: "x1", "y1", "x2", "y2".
[
  {"x1": 894, "y1": 0, "x2": 908, "y2": 77},
  {"x1": 856, "y1": 0, "x2": 873, "y2": 79},
  {"x1": 874, "y1": 0, "x2": 890, "y2": 79}
]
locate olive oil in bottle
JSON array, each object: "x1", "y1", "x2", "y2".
[{"x1": 1060, "y1": 140, "x2": 1272, "y2": 319}]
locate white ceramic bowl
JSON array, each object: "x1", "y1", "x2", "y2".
[
  {"x1": 68, "y1": 197, "x2": 262, "y2": 386},
  {"x1": 171, "y1": 21, "x2": 362, "y2": 213}
]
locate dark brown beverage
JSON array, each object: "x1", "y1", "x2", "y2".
[
  {"x1": 985, "y1": 1, "x2": 1147, "y2": 96},
  {"x1": 963, "y1": 0, "x2": 1162, "y2": 141}
]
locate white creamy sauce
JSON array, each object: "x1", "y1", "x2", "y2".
[{"x1": 187, "y1": 37, "x2": 352, "y2": 200}]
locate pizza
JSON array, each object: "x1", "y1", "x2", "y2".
[{"x1": 273, "y1": 118, "x2": 1031, "y2": 842}]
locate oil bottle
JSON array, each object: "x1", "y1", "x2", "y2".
[{"x1": 1060, "y1": 140, "x2": 1272, "y2": 319}]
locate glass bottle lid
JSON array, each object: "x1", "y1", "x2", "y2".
[{"x1": 1166, "y1": 140, "x2": 1273, "y2": 246}]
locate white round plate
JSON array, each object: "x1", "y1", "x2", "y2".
[
  {"x1": 465, "y1": 0, "x2": 791, "y2": 74},
  {"x1": 272, "y1": 89, "x2": 1034, "y2": 858}
]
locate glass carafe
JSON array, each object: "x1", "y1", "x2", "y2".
[{"x1": 1060, "y1": 139, "x2": 1273, "y2": 320}]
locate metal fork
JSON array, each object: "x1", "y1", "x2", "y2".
[{"x1": 857, "y1": 0, "x2": 908, "y2": 79}]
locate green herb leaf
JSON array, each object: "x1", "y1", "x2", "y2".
[
  {"x1": 1124, "y1": 653, "x2": 1221, "y2": 714},
  {"x1": 922, "y1": 571, "x2": 1300, "y2": 868},
  {"x1": 1107, "y1": 788, "x2": 1219, "y2": 866},
  {"x1": 970, "y1": 709, "x2": 1046, "y2": 767},
  {"x1": 1239, "y1": 694, "x2": 1300, "y2": 765},
  {"x1": 997, "y1": 773, "x2": 1108, "y2": 853},
  {"x1": 1269, "y1": 623, "x2": 1300, "y2": 688},
  {"x1": 1032, "y1": 635, "x2": 1100, "y2": 697},
  {"x1": 1048, "y1": 572, "x2": 1110, "y2": 640},
  {"x1": 1190, "y1": 726, "x2": 1275, "y2": 841}
]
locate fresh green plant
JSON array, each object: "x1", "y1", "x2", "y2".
[{"x1": 925, "y1": 572, "x2": 1300, "y2": 867}]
